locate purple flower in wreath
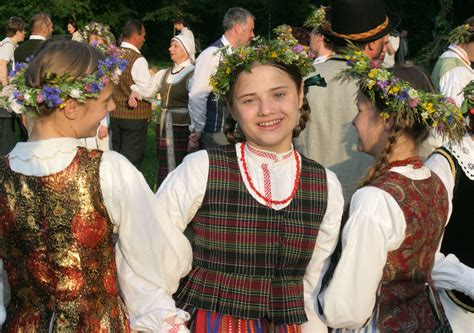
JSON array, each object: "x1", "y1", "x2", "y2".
[
  {"x1": 13, "y1": 90, "x2": 24, "y2": 103},
  {"x1": 376, "y1": 80, "x2": 388, "y2": 91},
  {"x1": 292, "y1": 44, "x2": 305, "y2": 53},
  {"x1": 36, "y1": 92, "x2": 45, "y2": 104},
  {"x1": 43, "y1": 86, "x2": 63, "y2": 108},
  {"x1": 396, "y1": 89, "x2": 410, "y2": 102},
  {"x1": 370, "y1": 59, "x2": 382, "y2": 69}
]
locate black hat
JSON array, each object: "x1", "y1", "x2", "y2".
[{"x1": 322, "y1": 0, "x2": 400, "y2": 43}]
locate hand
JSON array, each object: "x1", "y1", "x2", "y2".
[
  {"x1": 149, "y1": 66, "x2": 158, "y2": 75},
  {"x1": 187, "y1": 131, "x2": 202, "y2": 153},
  {"x1": 97, "y1": 125, "x2": 109, "y2": 139},
  {"x1": 128, "y1": 91, "x2": 141, "y2": 108}
]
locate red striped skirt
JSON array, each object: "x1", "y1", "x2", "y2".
[{"x1": 191, "y1": 309, "x2": 302, "y2": 333}]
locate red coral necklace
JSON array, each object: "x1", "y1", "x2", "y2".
[
  {"x1": 382, "y1": 156, "x2": 423, "y2": 172},
  {"x1": 240, "y1": 143, "x2": 301, "y2": 205}
]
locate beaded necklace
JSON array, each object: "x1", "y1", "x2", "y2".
[
  {"x1": 240, "y1": 143, "x2": 301, "y2": 206},
  {"x1": 382, "y1": 156, "x2": 423, "y2": 172}
]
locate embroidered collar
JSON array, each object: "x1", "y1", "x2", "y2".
[
  {"x1": 447, "y1": 135, "x2": 474, "y2": 180},
  {"x1": 120, "y1": 41, "x2": 141, "y2": 54},
  {"x1": 245, "y1": 143, "x2": 294, "y2": 163},
  {"x1": 8, "y1": 137, "x2": 85, "y2": 161}
]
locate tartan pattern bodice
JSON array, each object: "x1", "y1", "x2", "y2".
[
  {"x1": 370, "y1": 171, "x2": 449, "y2": 333},
  {"x1": 0, "y1": 148, "x2": 129, "y2": 332},
  {"x1": 175, "y1": 145, "x2": 328, "y2": 325}
]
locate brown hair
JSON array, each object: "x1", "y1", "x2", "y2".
[
  {"x1": 358, "y1": 89, "x2": 429, "y2": 187},
  {"x1": 223, "y1": 62, "x2": 311, "y2": 144},
  {"x1": 30, "y1": 13, "x2": 51, "y2": 35},
  {"x1": 24, "y1": 39, "x2": 104, "y2": 116},
  {"x1": 5, "y1": 17, "x2": 24, "y2": 37}
]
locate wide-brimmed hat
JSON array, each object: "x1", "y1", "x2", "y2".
[{"x1": 322, "y1": 0, "x2": 400, "y2": 44}]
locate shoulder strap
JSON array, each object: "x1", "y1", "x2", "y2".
[{"x1": 432, "y1": 147, "x2": 461, "y2": 192}]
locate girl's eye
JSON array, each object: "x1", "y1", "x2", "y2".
[
  {"x1": 242, "y1": 98, "x2": 255, "y2": 104},
  {"x1": 274, "y1": 92, "x2": 286, "y2": 98}
]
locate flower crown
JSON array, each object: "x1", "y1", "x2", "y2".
[
  {"x1": 304, "y1": 5, "x2": 331, "y2": 32},
  {"x1": 0, "y1": 44, "x2": 127, "y2": 115},
  {"x1": 460, "y1": 80, "x2": 474, "y2": 115},
  {"x1": 210, "y1": 26, "x2": 315, "y2": 99},
  {"x1": 448, "y1": 23, "x2": 473, "y2": 44},
  {"x1": 80, "y1": 21, "x2": 116, "y2": 46},
  {"x1": 339, "y1": 44, "x2": 465, "y2": 141}
]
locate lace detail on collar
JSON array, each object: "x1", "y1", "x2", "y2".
[
  {"x1": 447, "y1": 135, "x2": 474, "y2": 180},
  {"x1": 8, "y1": 138, "x2": 84, "y2": 161}
]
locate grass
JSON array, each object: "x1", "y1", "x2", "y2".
[{"x1": 140, "y1": 117, "x2": 159, "y2": 191}]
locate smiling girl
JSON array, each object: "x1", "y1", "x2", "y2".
[{"x1": 154, "y1": 36, "x2": 344, "y2": 332}]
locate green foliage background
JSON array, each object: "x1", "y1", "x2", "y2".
[{"x1": 1, "y1": 0, "x2": 473, "y2": 70}]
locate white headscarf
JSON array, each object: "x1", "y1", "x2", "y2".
[{"x1": 172, "y1": 34, "x2": 196, "y2": 63}]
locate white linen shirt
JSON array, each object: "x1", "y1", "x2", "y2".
[
  {"x1": 318, "y1": 165, "x2": 448, "y2": 332},
  {"x1": 1, "y1": 138, "x2": 192, "y2": 331},
  {"x1": 187, "y1": 35, "x2": 231, "y2": 132},
  {"x1": 155, "y1": 142, "x2": 344, "y2": 332},
  {"x1": 120, "y1": 41, "x2": 152, "y2": 95},
  {"x1": 131, "y1": 60, "x2": 194, "y2": 100},
  {"x1": 437, "y1": 44, "x2": 474, "y2": 107},
  {"x1": 425, "y1": 135, "x2": 474, "y2": 299}
]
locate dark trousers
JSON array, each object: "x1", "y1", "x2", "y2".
[
  {"x1": 110, "y1": 118, "x2": 148, "y2": 169},
  {"x1": 0, "y1": 109, "x2": 17, "y2": 156}
]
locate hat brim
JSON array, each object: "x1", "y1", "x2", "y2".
[{"x1": 322, "y1": 11, "x2": 400, "y2": 44}]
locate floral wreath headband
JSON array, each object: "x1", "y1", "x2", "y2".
[
  {"x1": 80, "y1": 21, "x2": 116, "y2": 46},
  {"x1": 0, "y1": 44, "x2": 127, "y2": 115},
  {"x1": 448, "y1": 23, "x2": 474, "y2": 45},
  {"x1": 339, "y1": 44, "x2": 466, "y2": 142},
  {"x1": 304, "y1": 5, "x2": 331, "y2": 33},
  {"x1": 460, "y1": 80, "x2": 474, "y2": 116},
  {"x1": 210, "y1": 25, "x2": 326, "y2": 99}
]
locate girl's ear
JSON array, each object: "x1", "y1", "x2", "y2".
[
  {"x1": 62, "y1": 99, "x2": 79, "y2": 120},
  {"x1": 383, "y1": 115, "x2": 395, "y2": 131}
]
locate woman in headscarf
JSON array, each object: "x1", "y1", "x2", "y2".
[{"x1": 129, "y1": 34, "x2": 195, "y2": 188}]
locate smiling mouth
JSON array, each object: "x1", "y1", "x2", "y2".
[{"x1": 258, "y1": 119, "x2": 282, "y2": 127}]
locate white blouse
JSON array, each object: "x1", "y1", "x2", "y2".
[
  {"x1": 1, "y1": 138, "x2": 192, "y2": 332},
  {"x1": 318, "y1": 165, "x2": 445, "y2": 332},
  {"x1": 131, "y1": 60, "x2": 194, "y2": 100},
  {"x1": 425, "y1": 135, "x2": 474, "y2": 299},
  {"x1": 155, "y1": 142, "x2": 344, "y2": 332}
]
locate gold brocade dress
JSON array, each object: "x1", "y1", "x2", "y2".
[{"x1": 0, "y1": 147, "x2": 129, "y2": 331}]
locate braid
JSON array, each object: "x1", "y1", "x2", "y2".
[
  {"x1": 293, "y1": 96, "x2": 311, "y2": 137},
  {"x1": 223, "y1": 114, "x2": 244, "y2": 144},
  {"x1": 360, "y1": 125, "x2": 402, "y2": 187}
]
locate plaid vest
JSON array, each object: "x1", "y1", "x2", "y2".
[
  {"x1": 175, "y1": 145, "x2": 328, "y2": 325},
  {"x1": 111, "y1": 47, "x2": 151, "y2": 120},
  {"x1": 0, "y1": 148, "x2": 128, "y2": 331},
  {"x1": 370, "y1": 171, "x2": 449, "y2": 333}
]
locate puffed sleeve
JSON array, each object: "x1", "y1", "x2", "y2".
[
  {"x1": 302, "y1": 169, "x2": 343, "y2": 333},
  {"x1": 100, "y1": 151, "x2": 194, "y2": 331},
  {"x1": 318, "y1": 186, "x2": 406, "y2": 329}
]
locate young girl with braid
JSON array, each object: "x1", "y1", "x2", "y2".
[
  {"x1": 318, "y1": 46, "x2": 465, "y2": 332},
  {"x1": 0, "y1": 40, "x2": 191, "y2": 332},
  {"x1": 154, "y1": 35, "x2": 344, "y2": 332}
]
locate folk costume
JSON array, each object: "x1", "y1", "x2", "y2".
[
  {"x1": 0, "y1": 43, "x2": 191, "y2": 332},
  {"x1": 318, "y1": 42, "x2": 466, "y2": 332},
  {"x1": 132, "y1": 35, "x2": 195, "y2": 187},
  {"x1": 426, "y1": 134, "x2": 474, "y2": 332},
  {"x1": 156, "y1": 143, "x2": 343, "y2": 332}
]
